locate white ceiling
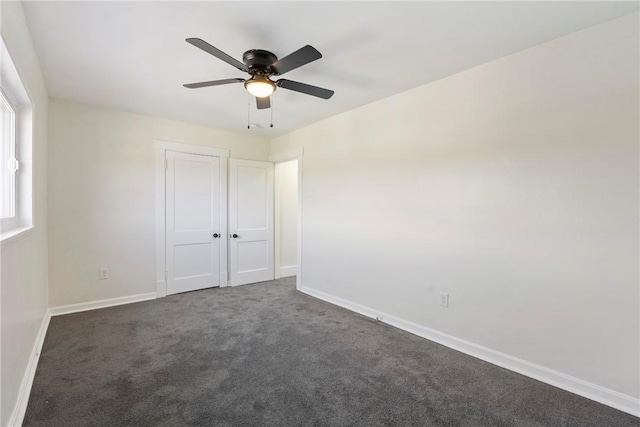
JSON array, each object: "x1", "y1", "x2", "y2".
[{"x1": 23, "y1": 1, "x2": 639, "y2": 137}]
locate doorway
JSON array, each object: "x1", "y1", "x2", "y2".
[
  {"x1": 270, "y1": 148, "x2": 303, "y2": 290},
  {"x1": 274, "y1": 159, "x2": 298, "y2": 279}
]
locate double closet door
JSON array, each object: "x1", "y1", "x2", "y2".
[{"x1": 164, "y1": 151, "x2": 274, "y2": 295}]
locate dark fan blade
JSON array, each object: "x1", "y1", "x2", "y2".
[
  {"x1": 276, "y1": 79, "x2": 334, "y2": 99},
  {"x1": 256, "y1": 96, "x2": 271, "y2": 110},
  {"x1": 270, "y1": 45, "x2": 322, "y2": 75},
  {"x1": 186, "y1": 38, "x2": 248, "y2": 72},
  {"x1": 183, "y1": 78, "x2": 245, "y2": 89}
]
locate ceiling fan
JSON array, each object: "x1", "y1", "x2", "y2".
[{"x1": 183, "y1": 38, "x2": 334, "y2": 110}]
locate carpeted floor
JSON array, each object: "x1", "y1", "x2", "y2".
[{"x1": 24, "y1": 277, "x2": 638, "y2": 426}]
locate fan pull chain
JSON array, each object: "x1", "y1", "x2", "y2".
[
  {"x1": 270, "y1": 96, "x2": 274, "y2": 128},
  {"x1": 247, "y1": 93, "x2": 251, "y2": 129}
]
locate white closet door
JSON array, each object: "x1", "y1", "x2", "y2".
[
  {"x1": 229, "y1": 159, "x2": 274, "y2": 286},
  {"x1": 166, "y1": 151, "x2": 221, "y2": 294}
]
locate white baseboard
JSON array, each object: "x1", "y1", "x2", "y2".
[
  {"x1": 279, "y1": 265, "x2": 297, "y2": 278},
  {"x1": 8, "y1": 310, "x2": 51, "y2": 427},
  {"x1": 299, "y1": 286, "x2": 640, "y2": 417},
  {"x1": 49, "y1": 292, "x2": 156, "y2": 317}
]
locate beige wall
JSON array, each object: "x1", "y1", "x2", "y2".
[
  {"x1": 47, "y1": 99, "x2": 270, "y2": 307},
  {"x1": 271, "y1": 13, "x2": 639, "y2": 399},
  {"x1": 0, "y1": 2, "x2": 50, "y2": 425}
]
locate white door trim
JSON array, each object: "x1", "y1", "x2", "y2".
[
  {"x1": 155, "y1": 140, "x2": 229, "y2": 298},
  {"x1": 274, "y1": 164, "x2": 283, "y2": 280},
  {"x1": 270, "y1": 148, "x2": 303, "y2": 291}
]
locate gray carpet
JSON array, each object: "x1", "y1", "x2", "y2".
[{"x1": 24, "y1": 277, "x2": 638, "y2": 426}]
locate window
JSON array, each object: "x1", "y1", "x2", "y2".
[
  {"x1": 1, "y1": 37, "x2": 33, "y2": 241},
  {"x1": 0, "y1": 89, "x2": 17, "y2": 221}
]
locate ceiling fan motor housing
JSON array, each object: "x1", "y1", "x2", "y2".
[{"x1": 243, "y1": 49, "x2": 278, "y2": 74}]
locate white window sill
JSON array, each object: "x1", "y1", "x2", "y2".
[{"x1": 1, "y1": 225, "x2": 34, "y2": 244}]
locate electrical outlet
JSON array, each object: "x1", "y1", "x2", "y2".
[
  {"x1": 439, "y1": 292, "x2": 449, "y2": 308},
  {"x1": 99, "y1": 268, "x2": 109, "y2": 280}
]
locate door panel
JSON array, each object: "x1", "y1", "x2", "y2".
[
  {"x1": 237, "y1": 240, "x2": 269, "y2": 272},
  {"x1": 166, "y1": 151, "x2": 221, "y2": 294},
  {"x1": 174, "y1": 243, "x2": 213, "y2": 277},
  {"x1": 174, "y1": 158, "x2": 215, "y2": 230},
  {"x1": 237, "y1": 166, "x2": 269, "y2": 229},
  {"x1": 230, "y1": 159, "x2": 274, "y2": 286}
]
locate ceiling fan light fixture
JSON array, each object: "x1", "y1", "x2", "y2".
[{"x1": 245, "y1": 77, "x2": 276, "y2": 98}]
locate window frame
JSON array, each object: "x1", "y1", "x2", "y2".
[
  {"x1": 1, "y1": 36, "x2": 34, "y2": 243},
  {"x1": 0, "y1": 87, "x2": 18, "y2": 225}
]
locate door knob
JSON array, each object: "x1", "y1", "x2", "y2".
[
  {"x1": 231, "y1": 233, "x2": 238, "y2": 238},
  {"x1": 213, "y1": 233, "x2": 219, "y2": 238}
]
